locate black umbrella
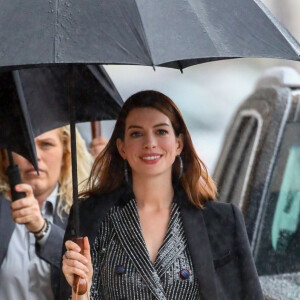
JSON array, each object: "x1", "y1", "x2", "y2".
[
  {"x1": 0, "y1": 72, "x2": 37, "y2": 200},
  {"x1": 0, "y1": 71, "x2": 38, "y2": 168},
  {"x1": 0, "y1": 65, "x2": 122, "y2": 164},
  {"x1": 0, "y1": 65, "x2": 123, "y2": 200},
  {"x1": 0, "y1": 0, "x2": 299, "y2": 71}
]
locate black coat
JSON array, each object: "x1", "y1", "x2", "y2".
[
  {"x1": 59, "y1": 185, "x2": 264, "y2": 300},
  {"x1": 0, "y1": 194, "x2": 68, "y2": 299}
]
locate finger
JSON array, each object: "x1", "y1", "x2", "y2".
[
  {"x1": 63, "y1": 254, "x2": 89, "y2": 274},
  {"x1": 11, "y1": 184, "x2": 35, "y2": 210},
  {"x1": 15, "y1": 184, "x2": 34, "y2": 197},
  {"x1": 11, "y1": 195, "x2": 38, "y2": 211},
  {"x1": 63, "y1": 250, "x2": 89, "y2": 266},
  {"x1": 62, "y1": 261, "x2": 88, "y2": 280},
  {"x1": 13, "y1": 213, "x2": 39, "y2": 225},
  {"x1": 65, "y1": 240, "x2": 81, "y2": 252},
  {"x1": 11, "y1": 205, "x2": 40, "y2": 218},
  {"x1": 83, "y1": 236, "x2": 91, "y2": 261}
]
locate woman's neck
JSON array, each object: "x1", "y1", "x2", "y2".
[
  {"x1": 132, "y1": 175, "x2": 174, "y2": 210},
  {"x1": 34, "y1": 185, "x2": 58, "y2": 208}
]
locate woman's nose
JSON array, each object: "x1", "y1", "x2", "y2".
[
  {"x1": 36, "y1": 147, "x2": 42, "y2": 160},
  {"x1": 144, "y1": 134, "x2": 157, "y2": 149}
]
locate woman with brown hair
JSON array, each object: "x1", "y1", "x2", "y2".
[{"x1": 62, "y1": 90, "x2": 263, "y2": 300}]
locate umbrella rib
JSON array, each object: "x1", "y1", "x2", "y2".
[
  {"x1": 87, "y1": 65, "x2": 123, "y2": 107},
  {"x1": 185, "y1": 0, "x2": 221, "y2": 56},
  {"x1": 131, "y1": 1, "x2": 155, "y2": 67},
  {"x1": 12, "y1": 71, "x2": 39, "y2": 171},
  {"x1": 253, "y1": 0, "x2": 300, "y2": 57},
  {"x1": 54, "y1": 0, "x2": 60, "y2": 63}
]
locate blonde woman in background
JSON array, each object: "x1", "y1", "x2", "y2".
[{"x1": 0, "y1": 126, "x2": 93, "y2": 300}]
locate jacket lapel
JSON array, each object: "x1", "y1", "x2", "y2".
[
  {"x1": 0, "y1": 196, "x2": 15, "y2": 265},
  {"x1": 176, "y1": 192, "x2": 219, "y2": 300},
  {"x1": 154, "y1": 203, "x2": 187, "y2": 276},
  {"x1": 53, "y1": 195, "x2": 68, "y2": 230},
  {"x1": 111, "y1": 199, "x2": 167, "y2": 300}
]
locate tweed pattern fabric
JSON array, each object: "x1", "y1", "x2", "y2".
[{"x1": 90, "y1": 198, "x2": 201, "y2": 300}]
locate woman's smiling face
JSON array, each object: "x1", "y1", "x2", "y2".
[{"x1": 117, "y1": 107, "x2": 183, "y2": 181}]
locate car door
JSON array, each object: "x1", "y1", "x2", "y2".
[{"x1": 213, "y1": 67, "x2": 300, "y2": 299}]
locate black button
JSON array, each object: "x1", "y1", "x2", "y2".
[{"x1": 115, "y1": 265, "x2": 126, "y2": 275}]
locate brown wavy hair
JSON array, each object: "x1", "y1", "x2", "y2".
[{"x1": 82, "y1": 90, "x2": 217, "y2": 208}]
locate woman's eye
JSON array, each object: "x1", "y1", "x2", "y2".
[
  {"x1": 42, "y1": 142, "x2": 53, "y2": 147},
  {"x1": 157, "y1": 129, "x2": 168, "y2": 135},
  {"x1": 130, "y1": 131, "x2": 142, "y2": 138}
]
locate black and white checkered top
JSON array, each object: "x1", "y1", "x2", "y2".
[{"x1": 90, "y1": 198, "x2": 201, "y2": 300}]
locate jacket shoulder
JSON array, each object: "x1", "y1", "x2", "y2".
[
  {"x1": 202, "y1": 201, "x2": 243, "y2": 236},
  {"x1": 79, "y1": 184, "x2": 132, "y2": 210},
  {"x1": 203, "y1": 200, "x2": 236, "y2": 219},
  {"x1": 75, "y1": 184, "x2": 133, "y2": 239}
]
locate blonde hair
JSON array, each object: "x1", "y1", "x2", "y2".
[{"x1": 0, "y1": 125, "x2": 93, "y2": 216}]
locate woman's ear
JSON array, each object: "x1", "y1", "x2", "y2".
[
  {"x1": 176, "y1": 134, "x2": 184, "y2": 155},
  {"x1": 116, "y1": 138, "x2": 126, "y2": 159}
]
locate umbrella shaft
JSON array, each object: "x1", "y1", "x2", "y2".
[
  {"x1": 68, "y1": 66, "x2": 80, "y2": 237},
  {"x1": 91, "y1": 121, "x2": 101, "y2": 139}
]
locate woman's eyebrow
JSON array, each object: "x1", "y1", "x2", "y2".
[
  {"x1": 153, "y1": 123, "x2": 170, "y2": 128},
  {"x1": 127, "y1": 125, "x2": 143, "y2": 130},
  {"x1": 127, "y1": 123, "x2": 170, "y2": 130},
  {"x1": 36, "y1": 137, "x2": 56, "y2": 143}
]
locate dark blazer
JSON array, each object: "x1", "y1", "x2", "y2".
[
  {"x1": 0, "y1": 194, "x2": 68, "y2": 299},
  {"x1": 59, "y1": 185, "x2": 264, "y2": 300}
]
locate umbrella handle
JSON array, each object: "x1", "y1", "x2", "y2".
[
  {"x1": 91, "y1": 121, "x2": 101, "y2": 139},
  {"x1": 6, "y1": 164, "x2": 26, "y2": 201},
  {"x1": 72, "y1": 237, "x2": 88, "y2": 295}
]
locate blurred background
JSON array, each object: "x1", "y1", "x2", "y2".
[{"x1": 79, "y1": 0, "x2": 300, "y2": 173}]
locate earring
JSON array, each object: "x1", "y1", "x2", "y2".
[
  {"x1": 178, "y1": 155, "x2": 183, "y2": 179},
  {"x1": 124, "y1": 160, "x2": 129, "y2": 184}
]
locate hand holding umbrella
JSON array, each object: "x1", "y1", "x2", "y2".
[
  {"x1": 63, "y1": 237, "x2": 93, "y2": 297},
  {"x1": 6, "y1": 150, "x2": 26, "y2": 201},
  {"x1": 10, "y1": 184, "x2": 45, "y2": 233}
]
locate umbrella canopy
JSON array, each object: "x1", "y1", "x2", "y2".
[
  {"x1": 0, "y1": 0, "x2": 299, "y2": 70},
  {"x1": 0, "y1": 72, "x2": 38, "y2": 168},
  {"x1": 0, "y1": 65, "x2": 123, "y2": 168}
]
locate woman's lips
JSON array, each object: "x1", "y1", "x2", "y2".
[
  {"x1": 140, "y1": 154, "x2": 162, "y2": 164},
  {"x1": 25, "y1": 168, "x2": 43, "y2": 175}
]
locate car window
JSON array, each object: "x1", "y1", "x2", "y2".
[
  {"x1": 254, "y1": 123, "x2": 300, "y2": 275},
  {"x1": 271, "y1": 145, "x2": 300, "y2": 254},
  {"x1": 217, "y1": 115, "x2": 259, "y2": 207}
]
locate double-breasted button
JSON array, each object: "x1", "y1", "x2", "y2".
[
  {"x1": 179, "y1": 268, "x2": 190, "y2": 280},
  {"x1": 115, "y1": 265, "x2": 126, "y2": 275}
]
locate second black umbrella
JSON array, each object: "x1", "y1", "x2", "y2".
[{"x1": 0, "y1": 64, "x2": 123, "y2": 167}]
